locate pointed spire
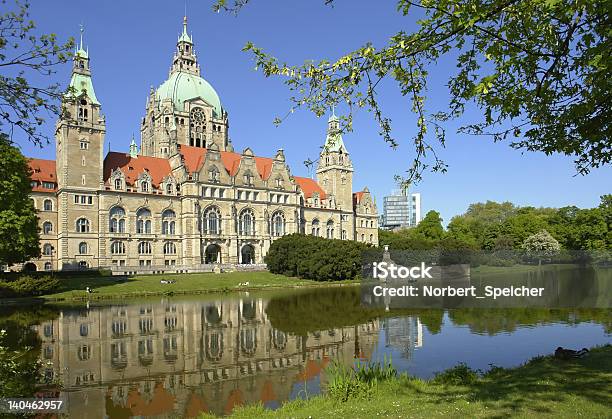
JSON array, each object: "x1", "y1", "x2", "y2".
[
  {"x1": 324, "y1": 110, "x2": 347, "y2": 154},
  {"x1": 178, "y1": 15, "x2": 192, "y2": 44},
  {"x1": 129, "y1": 135, "x2": 139, "y2": 158},
  {"x1": 76, "y1": 23, "x2": 88, "y2": 58}
]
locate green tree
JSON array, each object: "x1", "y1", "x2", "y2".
[
  {"x1": 521, "y1": 229, "x2": 561, "y2": 265},
  {"x1": 0, "y1": 134, "x2": 40, "y2": 266},
  {"x1": 415, "y1": 210, "x2": 445, "y2": 241},
  {"x1": 216, "y1": 0, "x2": 610, "y2": 182},
  {"x1": 0, "y1": 1, "x2": 73, "y2": 145},
  {"x1": 599, "y1": 195, "x2": 612, "y2": 248}
]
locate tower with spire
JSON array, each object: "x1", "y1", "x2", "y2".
[
  {"x1": 140, "y1": 16, "x2": 229, "y2": 159},
  {"x1": 316, "y1": 111, "x2": 354, "y2": 211},
  {"x1": 56, "y1": 24, "x2": 105, "y2": 191},
  {"x1": 54, "y1": 25, "x2": 105, "y2": 266}
]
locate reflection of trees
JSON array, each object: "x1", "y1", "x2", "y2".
[
  {"x1": 448, "y1": 308, "x2": 612, "y2": 335},
  {"x1": 265, "y1": 287, "x2": 445, "y2": 335}
]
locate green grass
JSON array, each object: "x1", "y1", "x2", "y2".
[
  {"x1": 38, "y1": 271, "x2": 359, "y2": 301},
  {"x1": 209, "y1": 344, "x2": 612, "y2": 418}
]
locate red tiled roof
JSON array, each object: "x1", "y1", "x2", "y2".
[
  {"x1": 254, "y1": 156, "x2": 274, "y2": 180},
  {"x1": 179, "y1": 145, "x2": 275, "y2": 180},
  {"x1": 103, "y1": 152, "x2": 171, "y2": 188},
  {"x1": 294, "y1": 176, "x2": 327, "y2": 200},
  {"x1": 28, "y1": 158, "x2": 57, "y2": 192},
  {"x1": 353, "y1": 191, "x2": 365, "y2": 204},
  {"x1": 179, "y1": 145, "x2": 207, "y2": 174}
]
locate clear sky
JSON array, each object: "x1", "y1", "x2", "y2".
[{"x1": 17, "y1": 0, "x2": 611, "y2": 225}]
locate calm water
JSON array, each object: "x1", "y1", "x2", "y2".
[{"x1": 1, "y1": 268, "x2": 610, "y2": 417}]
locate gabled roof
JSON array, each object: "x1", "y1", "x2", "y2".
[
  {"x1": 28, "y1": 158, "x2": 57, "y2": 192},
  {"x1": 294, "y1": 176, "x2": 327, "y2": 200},
  {"x1": 104, "y1": 152, "x2": 171, "y2": 188},
  {"x1": 179, "y1": 145, "x2": 275, "y2": 180}
]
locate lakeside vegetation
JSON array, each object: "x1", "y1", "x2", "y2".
[
  {"x1": 209, "y1": 344, "x2": 612, "y2": 418},
  {"x1": 380, "y1": 198, "x2": 611, "y2": 255}
]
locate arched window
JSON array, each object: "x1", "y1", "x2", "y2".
[
  {"x1": 239, "y1": 208, "x2": 255, "y2": 236},
  {"x1": 162, "y1": 210, "x2": 176, "y2": 235},
  {"x1": 78, "y1": 242, "x2": 88, "y2": 255},
  {"x1": 311, "y1": 219, "x2": 320, "y2": 237},
  {"x1": 43, "y1": 221, "x2": 53, "y2": 234},
  {"x1": 369, "y1": 234, "x2": 374, "y2": 243},
  {"x1": 43, "y1": 243, "x2": 53, "y2": 256},
  {"x1": 361, "y1": 234, "x2": 365, "y2": 242},
  {"x1": 111, "y1": 241, "x2": 125, "y2": 254},
  {"x1": 80, "y1": 324, "x2": 89, "y2": 337},
  {"x1": 140, "y1": 180, "x2": 149, "y2": 192},
  {"x1": 138, "y1": 241, "x2": 152, "y2": 254},
  {"x1": 166, "y1": 183, "x2": 173, "y2": 194},
  {"x1": 43, "y1": 199, "x2": 53, "y2": 211},
  {"x1": 163, "y1": 242, "x2": 176, "y2": 255},
  {"x1": 136, "y1": 208, "x2": 152, "y2": 234},
  {"x1": 203, "y1": 206, "x2": 221, "y2": 234},
  {"x1": 109, "y1": 206, "x2": 126, "y2": 233},
  {"x1": 76, "y1": 218, "x2": 90, "y2": 233},
  {"x1": 44, "y1": 262, "x2": 52, "y2": 271},
  {"x1": 271, "y1": 211, "x2": 285, "y2": 237},
  {"x1": 78, "y1": 345, "x2": 91, "y2": 361},
  {"x1": 326, "y1": 220, "x2": 334, "y2": 239}
]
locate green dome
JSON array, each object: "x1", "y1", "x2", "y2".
[{"x1": 156, "y1": 71, "x2": 223, "y2": 117}]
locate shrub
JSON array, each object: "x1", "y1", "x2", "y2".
[
  {"x1": 0, "y1": 275, "x2": 60, "y2": 298},
  {"x1": 265, "y1": 234, "x2": 368, "y2": 281},
  {"x1": 433, "y1": 363, "x2": 480, "y2": 385}
]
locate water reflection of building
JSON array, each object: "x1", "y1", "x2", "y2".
[
  {"x1": 33, "y1": 298, "x2": 379, "y2": 417},
  {"x1": 382, "y1": 317, "x2": 422, "y2": 359}
]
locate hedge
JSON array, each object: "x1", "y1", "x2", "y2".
[{"x1": 265, "y1": 234, "x2": 369, "y2": 281}]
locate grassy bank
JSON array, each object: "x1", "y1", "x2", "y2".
[
  {"x1": 213, "y1": 344, "x2": 612, "y2": 418},
  {"x1": 470, "y1": 263, "x2": 581, "y2": 275},
  {"x1": 34, "y1": 271, "x2": 359, "y2": 301}
]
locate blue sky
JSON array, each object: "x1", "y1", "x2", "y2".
[{"x1": 17, "y1": 0, "x2": 611, "y2": 224}]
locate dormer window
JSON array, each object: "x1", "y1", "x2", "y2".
[
  {"x1": 166, "y1": 183, "x2": 174, "y2": 194},
  {"x1": 141, "y1": 181, "x2": 148, "y2": 192},
  {"x1": 114, "y1": 179, "x2": 122, "y2": 190}
]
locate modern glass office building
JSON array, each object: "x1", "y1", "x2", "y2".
[{"x1": 380, "y1": 190, "x2": 421, "y2": 229}]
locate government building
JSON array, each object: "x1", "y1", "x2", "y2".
[{"x1": 25, "y1": 18, "x2": 378, "y2": 272}]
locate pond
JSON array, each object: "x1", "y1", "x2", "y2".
[{"x1": 0, "y1": 267, "x2": 610, "y2": 417}]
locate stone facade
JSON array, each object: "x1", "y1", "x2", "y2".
[{"x1": 25, "y1": 18, "x2": 378, "y2": 272}]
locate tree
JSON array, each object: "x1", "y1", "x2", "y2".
[
  {"x1": 415, "y1": 210, "x2": 444, "y2": 241},
  {"x1": 0, "y1": 1, "x2": 73, "y2": 145},
  {"x1": 215, "y1": 0, "x2": 611, "y2": 182},
  {"x1": 521, "y1": 229, "x2": 561, "y2": 265},
  {"x1": 0, "y1": 134, "x2": 40, "y2": 266}
]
